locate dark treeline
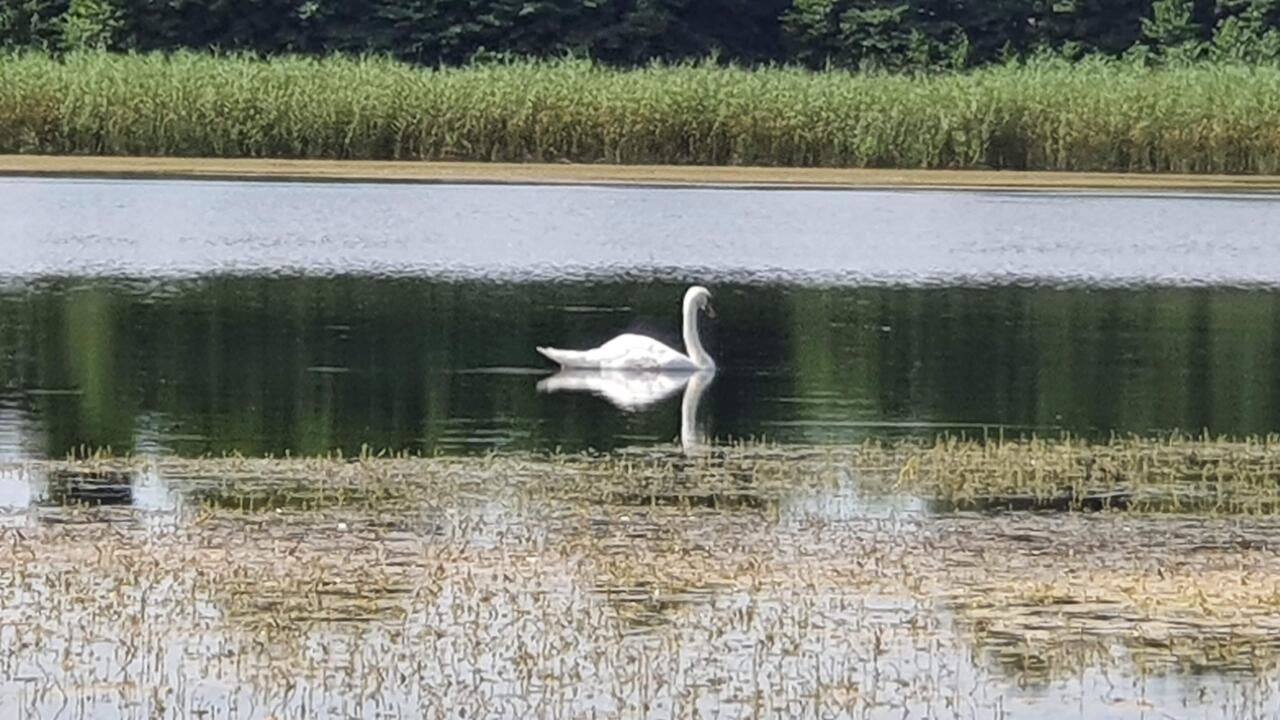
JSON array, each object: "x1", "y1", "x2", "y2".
[{"x1": 3, "y1": 0, "x2": 1280, "y2": 69}]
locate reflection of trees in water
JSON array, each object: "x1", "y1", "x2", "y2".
[
  {"x1": 0, "y1": 280, "x2": 1278, "y2": 456},
  {"x1": 788, "y1": 286, "x2": 1280, "y2": 440},
  {"x1": 46, "y1": 468, "x2": 134, "y2": 506},
  {"x1": 925, "y1": 491, "x2": 1133, "y2": 514},
  {"x1": 0, "y1": 400, "x2": 180, "y2": 524},
  {"x1": 0, "y1": 461, "x2": 182, "y2": 527}
]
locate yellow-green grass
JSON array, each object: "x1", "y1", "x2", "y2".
[{"x1": 4, "y1": 51, "x2": 1280, "y2": 173}]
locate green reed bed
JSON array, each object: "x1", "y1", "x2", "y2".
[{"x1": 3, "y1": 51, "x2": 1280, "y2": 172}]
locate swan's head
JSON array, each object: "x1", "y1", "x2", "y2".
[{"x1": 685, "y1": 285, "x2": 715, "y2": 318}]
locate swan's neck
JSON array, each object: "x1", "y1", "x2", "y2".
[{"x1": 682, "y1": 296, "x2": 713, "y2": 369}]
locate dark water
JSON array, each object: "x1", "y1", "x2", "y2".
[
  {"x1": 5, "y1": 177, "x2": 1280, "y2": 458},
  {"x1": 0, "y1": 278, "x2": 1279, "y2": 458}
]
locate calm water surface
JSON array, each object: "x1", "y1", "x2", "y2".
[
  {"x1": 3, "y1": 177, "x2": 1280, "y2": 457},
  {"x1": 4, "y1": 176, "x2": 1280, "y2": 719}
]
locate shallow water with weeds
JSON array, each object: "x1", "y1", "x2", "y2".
[{"x1": 2, "y1": 441, "x2": 1280, "y2": 718}]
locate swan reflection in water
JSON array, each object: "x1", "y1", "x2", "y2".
[{"x1": 536, "y1": 369, "x2": 715, "y2": 452}]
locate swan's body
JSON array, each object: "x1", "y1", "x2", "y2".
[
  {"x1": 537, "y1": 334, "x2": 700, "y2": 371},
  {"x1": 537, "y1": 286, "x2": 715, "y2": 371}
]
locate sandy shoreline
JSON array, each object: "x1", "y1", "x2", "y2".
[{"x1": 6, "y1": 154, "x2": 1280, "y2": 191}]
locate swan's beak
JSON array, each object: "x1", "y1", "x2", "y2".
[{"x1": 706, "y1": 303, "x2": 716, "y2": 319}]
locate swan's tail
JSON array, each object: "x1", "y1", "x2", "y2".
[{"x1": 536, "y1": 346, "x2": 589, "y2": 368}]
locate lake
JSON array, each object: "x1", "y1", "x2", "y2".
[
  {"x1": 7, "y1": 175, "x2": 1280, "y2": 453},
  {"x1": 3, "y1": 175, "x2": 1280, "y2": 719},
  {"x1": 4, "y1": 177, "x2": 1280, "y2": 457}
]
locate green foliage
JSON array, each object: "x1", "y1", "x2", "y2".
[
  {"x1": 116, "y1": 0, "x2": 328, "y2": 53},
  {"x1": 60, "y1": 0, "x2": 119, "y2": 50},
  {"x1": 4, "y1": 0, "x2": 1280, "y2": 68},
  {"x1": 4, "y1": 50, "x2": 1280, "y2": 173},
  {"x1": 1211, "y1": 0, "x2": 1280, "y2": 61},
  {"x1": 780, "y1": 0, "x2": 975, "y2": 69},
  {"x1": 1142, "y1": 0, "x2": 1206, "y2": 59},
  {"x1": 779, "y1": 0, "x2": 838, "y2": 66},
  {"x1": 1033, "y1": 0, "x2": 1148, "y2": 56},
  {"x1": 360, "y1": 0, "x2": 612, "y2": 64},
  {"x1": 0, "y1": 0, "x2": 795, "y2": 66},
  {"x1": 0, "y1": 0, "x2": 68, "y2": 49}
]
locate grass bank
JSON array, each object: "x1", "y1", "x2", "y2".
[
  {"x1": 10, "y1": 154, "x2": 1280, "y2": 190},
  {"x1": 4, "y1": 51, "x2": 1280, "y2": 174}
]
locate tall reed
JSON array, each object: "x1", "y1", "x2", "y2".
[{"x1": 3, "y1": 51, "x2": 1280, "y2": 173}]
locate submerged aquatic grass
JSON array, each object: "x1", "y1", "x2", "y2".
[
  {"x1": 4, "y1": 434, "x2": 1280, "y2": 716},
  {"x1": 885, "y1": 433, "x2": 1280, "y2": 512},
  {"x1": 4, "y1": 51, "x2": 1280, "y2": 173},
  {"x1": 31, "y1": 433, "x2": 1280, "y2": 513}
]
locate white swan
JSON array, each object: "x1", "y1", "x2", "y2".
[{"x1": 537, "y1": 286, "x2": 715, "y2": 371}]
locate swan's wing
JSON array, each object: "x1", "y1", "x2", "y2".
[
  {"x1": 537, "y1": 369, "x2": 691, "y2": 411},
  {"x1": 538, "y1": 334, "x2": 692, "y2": 370}
]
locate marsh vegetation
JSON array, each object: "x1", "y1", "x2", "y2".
[
  {"x1": 5, "y1": 52, "x2": 1280, "y2": 172},
  {"x1": 4, "y1": 435, "x2": 1280, "y2": 717}
]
